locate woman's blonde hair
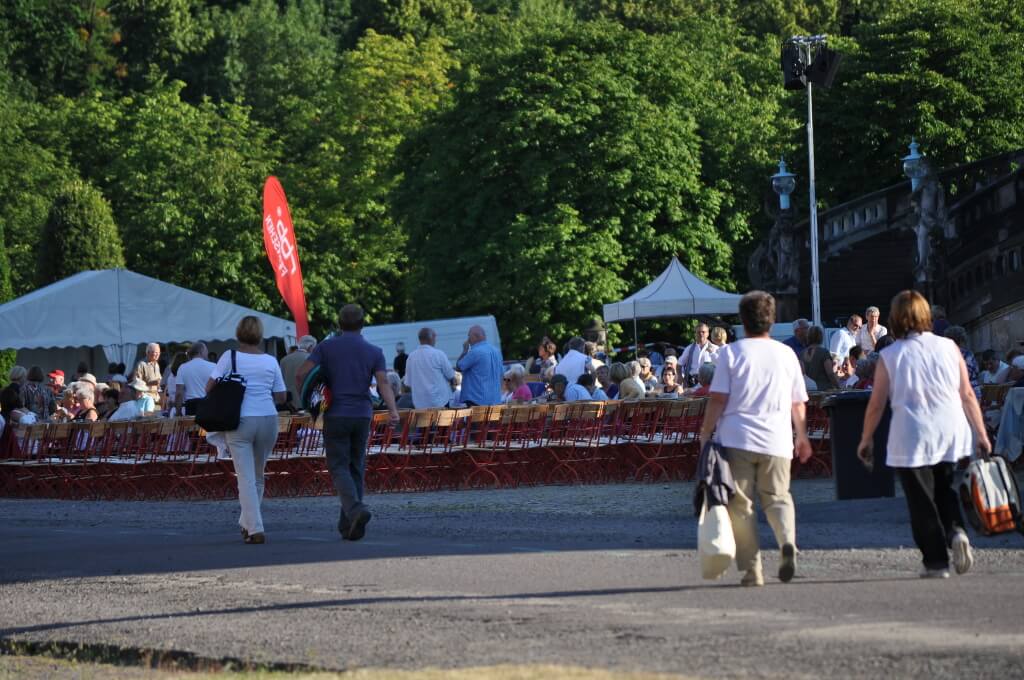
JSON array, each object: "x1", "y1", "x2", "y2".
[
  {"x1": 236, "y1": 315, "x2": 264, "y2": 345},
  {"x1": 888, "y1": 290, "x2": 932, "y2": 339},
  {"x1": 710, "y1": 327, "x2": 727, "y2": 345}
]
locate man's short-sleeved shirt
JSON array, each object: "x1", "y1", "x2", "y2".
[
  {"x1": 564, "y1": 383, "x2": 591, "y2": 402},
  {"x1": 710, "y1": 338, "x2": 808, "y2": 458},
  {"x1": 404, "y1": 344, "x2": 455, "y2": 409},
  {"x1": 175, "y1": 358, "x2": 217, "y2": 401},
  {"x1": 456, "y1": 341, "x2": 504, "y2": 405},
  {"x1": 829, "y1": 328, "x2": 857, "y2": 362},
  {"x1": 309, "y1": 332, "x2": 386, "y2": 419}
]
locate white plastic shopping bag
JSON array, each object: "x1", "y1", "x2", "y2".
[{"x1": 698, "y1": 499, "x2": 736, "y2": 580}]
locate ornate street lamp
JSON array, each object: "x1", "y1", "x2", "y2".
[
  {"x1": 771, "y1": 159, "x2": 797, "y2": 210},
  {"x1": 902, "y1": 138, "x2": 927, "y2": 191}
]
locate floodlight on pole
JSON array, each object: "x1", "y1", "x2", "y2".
[
  {"x1": 902, "y1": 138, "x2": 927, "y2": 190},
  {"x1": 780, "y1": 34, "x2": 841, "y2": 329},
  {"x1": 771, "y1": 158, "x2": 797, "y2": 210}
]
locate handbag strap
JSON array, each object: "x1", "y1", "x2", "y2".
[{"x1": 231, "y1": 349, "x2": 237, "y2": 375}]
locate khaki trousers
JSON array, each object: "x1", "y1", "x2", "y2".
[{"x1": 724, "y1": 447, "x2": 796, "y2": 573}]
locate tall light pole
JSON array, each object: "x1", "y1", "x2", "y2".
[{"x1": 781, "y1": 35, "x2": 841, "y2": 328}]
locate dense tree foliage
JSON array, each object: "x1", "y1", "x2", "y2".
[
  {"x1": 0, "y1": 0, "x2": 1019, "y2": 351},
  {"x1": 38, "y1": 179, "x2": 126, "y2": 285}
]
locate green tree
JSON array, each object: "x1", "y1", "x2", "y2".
[
  {"x1": 105, "y1": 82, "x2": 281, "y2": 315},
  {"x1": 0, "y1": 210, "x2": 14, "y2": 380},
  {"x1": 811, "y1": 0, "x2": 1024, "y2": 204},
  {"x1": 350, "y1": 0, "x2": 475, "y2": 41},
  {"x1": 38, "y1": 179, "x2": 126, "y2": 285},
  {"x1": 0, "y1": 0, "x2": 121, "y2": 97},
  {"x1": 395, "y1": 18, "x2": 788, "y2": 350},
  {"x1": 287, "y1": 30, "x2": 458, "y2": 331}
]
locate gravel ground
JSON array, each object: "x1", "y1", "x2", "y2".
[{"x1": 2, "y1": 480, "x2": 1024, "y2": 679}]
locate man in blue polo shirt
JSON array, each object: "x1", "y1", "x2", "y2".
[
  {"x1": 456, "y1": 324, "x2": 503, "y2": 406},
  {"x1": 296, "y1": 304, "x2": 399, "y2": 542}
]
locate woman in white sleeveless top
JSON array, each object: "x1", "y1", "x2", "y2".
[{"x1": 858, "y1": 291, "x2": 991, "y2": 579}]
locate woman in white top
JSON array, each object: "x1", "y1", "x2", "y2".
[
  {"x1": 207, "y1": 316, "x2": 286, "y2": 544},
  {"x1": 858, "y1": 291, "x2": 990, "y2": 579},
  {"x1": 856, "y1": 305, "x2": 888, "y2": 351}
]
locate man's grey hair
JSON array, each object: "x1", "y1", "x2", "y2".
[
  {"x1": 418, "y1": 327, "x2": 436, "y2": 344},
  {"x1": 297, "y1": 335, "x2": 317, "y2": 352},
  {"x1": 627, "y1": 360, "x2": 642, "y2": 377},
  {"x1": 567, "y1": 336, "x2": 585, "y2": 352},
  {"x1": 865, "y1": 306, "x2": 880, "y2": 317},
  {"x1": 146, "y1": 342, "x2": 160, "y2": 353},
  {"x1": 698, "y1": 362, "x2": 715, "y2": 386},
  {"x1": 793, "y1": 318, "x2": 810, "y2": 330},
  {"x1": 187, "y1": 342, "x2": 208, "y2": 358}
]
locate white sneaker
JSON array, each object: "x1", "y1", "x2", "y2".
[
  {"x1": 951, "y1": 530, "x2": 974, "y2": 575},
  {"x1": 919, "y1": 567, "x2": 950, "y2": 579}
]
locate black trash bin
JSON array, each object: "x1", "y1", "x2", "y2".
[{"x1": 823, "y1": 390, "x2": 895, "y2": 500}]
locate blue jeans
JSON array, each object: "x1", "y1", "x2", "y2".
[{"x1": 323, "y1": 416, "x2": 371, "y2": 519}]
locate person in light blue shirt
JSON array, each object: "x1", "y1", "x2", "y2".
[
  {"x1": 456, "y1": 325, "x2": 504, "y2": 406},
  {"x1": 565, "y1": 373, "x2": 605, "y2": 401}
]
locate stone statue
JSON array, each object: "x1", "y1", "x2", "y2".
[
  {"x1": 748, "y1": 206, "x2": 799, "y2": 293},
  {"x1": 911, "y1": 161, "x2": 953, "y2": 284}
]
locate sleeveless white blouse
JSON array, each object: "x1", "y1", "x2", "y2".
[{"x1": 879, "y1": 332, "x2": 972, "y2": 467}]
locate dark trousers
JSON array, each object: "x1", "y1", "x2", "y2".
[
  {"x1": 898, "y1": 462, "x2": 965, "y2": 569},
  {"x1": 323, "y1": 416, "x2": 371, "y2": 520}
]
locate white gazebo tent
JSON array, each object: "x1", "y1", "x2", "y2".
[
  {"x1": 0, "y1": 269, "x2": 297, "y2": 375},
  {"x1": 602, "y1": 256, "x2": 743, "y2": 352}
]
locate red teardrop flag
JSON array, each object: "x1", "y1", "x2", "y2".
[{"x1": 263, "y1": 177, "x2": 310, "y2": 338}]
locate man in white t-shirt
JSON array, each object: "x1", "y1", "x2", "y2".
[
  {"x1": 829, "y1": 314, "x2": 862, "y2": 362},
  {"x1": 700, "y1": 291, "x2": 812, "y2": 587},
  {"x1": 404, "y1": 327, "x2": 455, "y2": 409},
  {"x1": 979, "y1": 350, "x2": 1011, "y2": 384},
  {"x1": 556, "y1": 337, "x2": 592, "y2": 385},
  {"x1": 174, "y1": 342, "x2": 217, "y2": 416}
]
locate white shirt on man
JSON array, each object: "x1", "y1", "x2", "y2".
[
  {"x1": 981, "y1": 361, "x2": 1011, "y2": 384},
  {"x1": 556, "y1": 350, "x2": 591, "y2": 384},
  {"x1": 108, "y1": 400, "x2": 142, "y2": 422},
  {"x1": 404, "y1": 344, "x2": 455, "y2": 409},
  {"x1": 680, "y1": 342, "x2": 718, "y2": 377},
  {"x1": 210, "y1": 352, "x2": 285, "y2": 417},
  {"x1": 829, "y1": 327, "x2": 858, "y2": 361},
  {"x1": 175, "y1": 358, "x2": 217, "y2": 401},
  {"x1": 710, "y1": 338, "x2": 808, "y2": 458}
]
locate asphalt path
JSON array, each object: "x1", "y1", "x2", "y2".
[{"x1": 2, "y1": 480, "x2": 1024, "y2": 678}]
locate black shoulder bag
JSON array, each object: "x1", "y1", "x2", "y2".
[{"x1": 195, "y1": 350, "x2": 247, "y2": 432}]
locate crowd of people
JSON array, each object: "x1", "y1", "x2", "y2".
[{"x1": 0, "y1": 293, "x2": 1019, "y2": 584}]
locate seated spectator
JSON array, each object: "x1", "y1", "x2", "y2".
[
  {"x1": 0, "y1": 384, "x2": 37, "y2": 426},
  {"x1": 545, "y1": 374, "x2": 569, "y2": 402},
  {"x1": 376, "y1": 371, "x2": 404, "y2": 410},
  {"x1": 449, "y1": 371, "x2": 463, "y2": 407},
  {"x1": 637, "y1": 357, "x2": 658, "y2": 391},
  {"x1": 838, "y1": 346, "x2": 864, "y2": 384},
  {"x1": 657, "y1": 364, "x2": 685, "y2": 396},
  {"x1": 801, "y1": 326, "x2": 839, "y2": 391},
  {"x1": 687, "y1": 362, "x2": 715, "y2": 398},
  {"x1": 96, "y1": 387, "x2": 120, "y2": 419},
  {"x1": 583, "y1": 373, "x2": 609, "y2": 401},
  {"x1": 564, "y1": 374, "x2": 593, "y2": 402},
  {"x1": 595, "y1": 364, "x2": 612, "y2": 391},
  {"x1": 505, "y1": 364, "x2": 533, "y2": 404},
  {"x1": 53, "y1": 385, "x2": 84, "y2": 421},
  {"x1": 610, "y1": 362, "x2": 645, "y2": 400},
  {"x1": 71, "y1": 385, "x2": 98, "y2": 422},
  {"x1": 48, "y1": 369, "x2": 65, "y2": 395},
  {"x1": 396, "y1": 384, "x2": 415, "y2": 409},
  {"x1": 108, "y1": 381, "x2": 144, "y2": 421},
  {"x1": 8, "y1": 365, "x2": 27, "y2": 392},
  {"x1": 20, "y1": 366, "x2": 55, "y2": 420},
  {"x1": 658, "y1": 354, "x2": 679, "y2": 380},
  {"x1": 979, "y1": 350, "x2": 1011, "y2": 384},
  {"x1": 852, "y1": 356, "x2": 877, "y2": 390}
]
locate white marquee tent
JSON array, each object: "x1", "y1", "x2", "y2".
[
  {"x1": 0, "y1": 269, "x2": 297, "y2": 374},
  {"x1": 602, "y1": 256, "x2": 744, "y2": 323}
]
